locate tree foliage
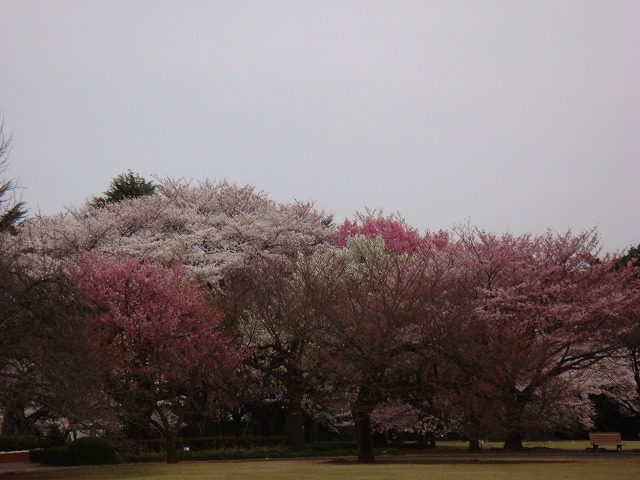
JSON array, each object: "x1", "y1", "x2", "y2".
[
  {"x1": 22, "y1": 178, "x2": 333, "y2": 292},
  {"x1": 1, "y1": 155, "x2": 94, "y2": 435},
  {"x1": 597, "y1": 243, "x2": 640, "y2": 417},
  {"x1": 336, "y1": 211, "x2": 448, "y2": 253},
  {"x1": 449, "y1": 227, "x2": 640, "y2": 449},
  {"x1": 72, "y1": 253, "x2": 245, "y2": 463},
  {"x1": 620, "y1": 244, "x2": 640, "y2": 268},
  {"x1": 91, "y1": 170, "x2": 156, "y2": 207},
  {"x1": 314, "y1": 216, "x2": 451, "y2": 462},
  {"x1": 7, "y1": 181, "x2": 640, "y2": 458},
  {"x1": 225, "y1": 253, "x2": 335, "y2": 450},
  {"x1": 0, "y1": 234, "x2": 98, "y2": 436}
]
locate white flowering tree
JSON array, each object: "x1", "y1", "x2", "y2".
[{"x1": 18, "y1": 178, "x2": 334, "y2": 292}]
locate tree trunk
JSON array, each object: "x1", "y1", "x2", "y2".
[
  {"x1": 285, "y1": 366, "x2": 305, "y2": 451},
  {"x1": 468, "y1": 439, "x2": 481, "y2": 453},
  {"x1": 351, "y1": 404, "x2": 375, "y2": 463},
  {"x1": 503, "y1": 398, "x2": 527, "y2": 450},
  {"x1": 286, "y1": 410, "x2": 305, "y2": 452},
  {"x1": 1, "y1": 401, "x2": 26, "y2": 435},
  {"x1": 304, "y1": 417, "x2": 318, "y2": 443},
  {"x1": 631, "y1": 348, "x2": 640, "y2": 398},
  {"x1": 166, "y1": 432, "x2": 178, "y2": 464},
  {"x1": 1, "y1": 413, "x2": 17, "y2": 436}
]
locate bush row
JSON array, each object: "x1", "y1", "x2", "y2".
[
  {"x1": 137, "y1": 435, "x2": 288, "y2": 452},
  {"x1": 30, "y1": 446, "x2": 69, "y2": 466},
  {"x1": 0, "y1": 435, "x2": 41, "y2": 452},
  {"x1": 119, "y1": 445, "x2": 400, "y2": 463},
  {"x1": 30, "y1": 438, "x2": 398, "y2": 466},
  {"x1": 0, "y1": 430, "x2": 67, "y2": 452},
  {"x1": 7, "y1": 434, "x2": 290, "y2": 454},
  {"x1": 31, "y1": 437, "x2": 115, "y2": 466}
]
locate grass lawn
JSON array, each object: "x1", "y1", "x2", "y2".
[{"x1": 7, "y1": 456, "x2": 640, "y2": 480}]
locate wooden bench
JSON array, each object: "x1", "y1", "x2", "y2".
[{"x1": 588, "y1": 432, "x2": 623, "y2": 452}]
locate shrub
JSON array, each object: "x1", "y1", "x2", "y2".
[
  {"x1": 67, "y1": 437, "x2": 115, "y2": 465},
  {"x1": 0, "y1": 435, "x2": 40, "y2": 452},
  {"x1": 116, "y1": 451, "x2": 166, "y2": 463},
  {"x1": 303, "y1": 441, "x2": 356, "y2": 452},
  {"x1": 127, "y1": 435, "x2": 289, "y2": 453},
  {"x1": 44, "y1": 425, "x2": 67, "y2": 447},
  {"x1": 108, "y1": 443, "x2": 401, "y2": 464},
  {"x1": 30, "y1": 446, "x2": 69, "y2": 465}
]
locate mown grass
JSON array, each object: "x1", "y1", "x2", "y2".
[{"x1": 7, "y1": 457, "x2": 640, "y2": 480}]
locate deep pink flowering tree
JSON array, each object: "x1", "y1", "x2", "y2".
[
  {"x1": 73, "y1": 253, "x2": 244, "y2": 463},
  {"x1": 337, "y1": 212, "x2": 447, "y2": 254}
]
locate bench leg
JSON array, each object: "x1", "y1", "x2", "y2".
[{"x1": 592, "y1": 445, "x2": 598, "y2": 453}]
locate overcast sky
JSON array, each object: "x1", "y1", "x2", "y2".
[{"x1": 1, "y1": 1, "x2": 638, "y2": 254}]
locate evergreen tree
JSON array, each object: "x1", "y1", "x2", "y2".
[
  {"x1": 91, "y1": 170, "x2": 156, "y2": 207},
  {"x1": 621, "y1": 244, "x2": 640, "y2": 268}
]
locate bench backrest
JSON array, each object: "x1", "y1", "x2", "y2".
[{"x1": 588, "y1": 432, "x2": 622, "y2": 445}]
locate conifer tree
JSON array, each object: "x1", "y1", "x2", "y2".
[{"x1": 91, "y1": 170, "x2": 156, "y2": 207}]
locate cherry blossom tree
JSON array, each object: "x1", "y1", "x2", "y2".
[
  {"x1": 595, "y1": 245, "x2": 640, "y2": 419},
  {"x1": 72, "y1": 253, "x2": 244, "y2": 463},
  {"x1": 316, "y1": 223, "x2": 450, "y2": 463},
  {"x1": 21, "y1": 178, "x2": 334, "y2": 293},
  {"x1": 336, "y1": 211, "x2": 448, "y2": 253},
  {"x1": 2, "y1": 183, "x2": 100, "y2": 436},
  {"x1": 13, "y1": 178, "x2": 331, "y2": 445},
  {"x1": 453, "y1": 227, "x2": 640, "y2": 449},
  {"x1": 371, "y1": 400, "x2": 443, "y2": 446},
  {"x1": 223, "y1": 252, "x2": 337, "y2": 450},
  {"x1": 0, "y1": 232, "x2": 100, "y2": 436},
  {"x1": 15, "y1": 185, "x2": 639, "y2": 455},
  {"x1": 618, "y1": 245, "x2": 640, "y2": 416}
]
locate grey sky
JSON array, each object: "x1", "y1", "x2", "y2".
[{"x1": 1, "y1": 1, "x2": 638, "y2": 254}]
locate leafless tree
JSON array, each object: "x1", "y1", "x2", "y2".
[{"x1": 0, "y1": 122, "x2": 27, "y2": 232}]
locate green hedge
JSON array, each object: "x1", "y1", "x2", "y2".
[
  {"x1": 0, "y1": 435, "x2": 40, "y2": 452},
  {"x1": 68, "y1": 437, "x2": 115, "y2": 465},
  {"x1": 118, "y1": 444, "x2": 400, "y2": 463},
  {"x1": 134, "y1": 435, "x2": 288, "y2": 452},
  {"x1": 30, "y1": 446, "x2": 69, "y2": 466},
  {"x1": 31, "y1": 437, "x2": 116, "y2": 466},
  {"x1": 32, "y1": 441, "x2": 400, "y2": 465},
  {"x1": 178, "y1": 436, "x2": 287, "y2": 451},
  {"x1": 302, "y1": 441, "x2": 357, "y2": 452}
]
